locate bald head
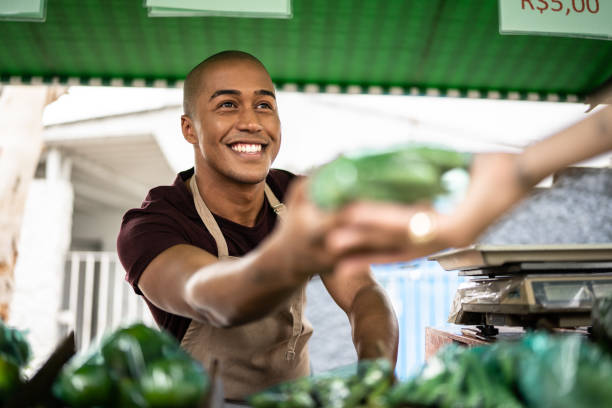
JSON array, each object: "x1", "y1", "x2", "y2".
[{"x1": 183, "y1": 51, "x2": 270, "y2": 118}]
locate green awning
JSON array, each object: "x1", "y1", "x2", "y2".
[{"x1": 1, "y1": 0, "x2": 611, "y2": 101}]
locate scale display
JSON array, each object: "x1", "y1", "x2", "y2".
[
  {"x1": 532, "y1": 280, "x2": 597, "y2": 305},
  {"x1": 527, "y1": 276, "x2": 612, "y2": 307}
]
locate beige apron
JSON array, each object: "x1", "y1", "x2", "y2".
[{"x1": 181, "y1": 176, "x2": 313, "y2": 400}]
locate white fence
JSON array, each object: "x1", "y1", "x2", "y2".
[{"x1": 59, "y1": 251, "x2": 155, "y2": 350}]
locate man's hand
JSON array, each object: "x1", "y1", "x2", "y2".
[{"x1": 269, "y1": 179, "x2": 338, "y2": 279}]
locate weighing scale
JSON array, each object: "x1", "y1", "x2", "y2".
[{"x1": 429, "y1": 244, "x2": 612, "y2": 334}]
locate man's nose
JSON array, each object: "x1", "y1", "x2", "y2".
[{"x1": 236, "y1": 107, "x2": 263, "y2": 132}]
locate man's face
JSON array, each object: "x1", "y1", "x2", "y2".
[{"x1": 187, "y1": 59, "x2": 281, "y2": 185}]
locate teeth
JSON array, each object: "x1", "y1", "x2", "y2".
[{"x1": 231, "y1": 143, "x2": 262, "y2": 153}]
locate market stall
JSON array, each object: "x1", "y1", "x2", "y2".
[{"x1": 1, "y1": 1, "x2": 611, "y2": 407}]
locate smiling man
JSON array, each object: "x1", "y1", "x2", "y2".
[{"x1": 117, "y1": 51, "x2": 398, "y2": 399}]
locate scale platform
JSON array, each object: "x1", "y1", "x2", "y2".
[
  {"x1": 429, "y1": 244, "x2": 612, "y2": 271},
  {"x1": 458, "y1": 261, "x2": 612, "y2": 277}
]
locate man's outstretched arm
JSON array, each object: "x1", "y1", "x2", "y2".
[
  {"x1": 321, "y1": 266, "x2": 399, "y2": 365},
  {"x1": 136, "y1": 179, "x2": 336, "y2": 328}
]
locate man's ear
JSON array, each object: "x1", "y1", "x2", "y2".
[{"x1": 181, "y1": 115, "x2": 198, "y2": 145}]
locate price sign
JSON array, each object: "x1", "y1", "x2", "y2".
[{"x1": 499, "y1": 0, "x2": 612, "y2": 40}]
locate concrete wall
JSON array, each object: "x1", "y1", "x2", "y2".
[{"x1": 9, "y1": 172, "x2": 73, "y2": 373}]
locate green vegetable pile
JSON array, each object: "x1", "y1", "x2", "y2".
[
  {"x1": 0, "y1": 320, "x2": 31, "y2": 404},
  {"x1": 53, "y1": 323, "x2": 209, "y2": 408},
  {"x1": 389, "y1": 341, "x2": 524, "y2": 408},
  {"x1": 390, "y1": 332, "x2": 612, "y2": 408},
  {"x1": 249, "y1": 359, "x2": 393, "y2": 408},
  {"x1": 309, "y1": 145, "x2": 472, "y2": 210},
  {"x1": 250, "y1": 330, "x2": 612, "y2": 408}
]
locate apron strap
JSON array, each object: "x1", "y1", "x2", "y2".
[
  {"x1": 286, "y1": 288, "x2": 304, "y2": 360},
  {"x1": 189, "y1": 175, "x2": 230, "y2": 258},
  {"x1": 264, "y1": 183, "x2": 286, "y2": 219}
]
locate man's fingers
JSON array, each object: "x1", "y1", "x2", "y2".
[
  {"x1": 326, "y1": 228, "x2": 367, "y2": 254},
  {"x1": 339, "y1": 201, "x2": 434, "y2": 229},
  {"x1": 327, "y1": 227, "x2": 408, "y2": 256},
  {"x1": 335, "y1": 251, "x2": 419, "y2": 272}
]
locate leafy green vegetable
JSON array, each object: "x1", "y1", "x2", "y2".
[
  {"x1": 54, "y1": 323, "x2": 209, "y2": 408},
  {"x1": 0, "y1": 357, "x2": 21, "y2": 403},
  {"x1": 53, "y1": 360, "x2": 113, "y2": 407},
  {"x1": 390, "y1": 332, "x2": 612, "y2": 408},
  {"x1": 140, "y1": 358, "x2": 209, "y2": 408},
  {"x1": 309, "y1": 145, "x2": 471, "y2": 210},
  {"x1": 591, "y1": 296, "x2": 612, "y2": 355},
  {"x1": 249, "y1": 359, "x2": 393, "y2": 408},
  {"x1": 0, "y1": 319, "x2": 31, "y2": 367},
  {"x1": 518, "y1": 333, "x2": 612, "y2": 408},
  {"x1": 0, "y1": 320, "x2": 30, "y2": 404}
]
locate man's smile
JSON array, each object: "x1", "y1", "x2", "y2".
[{"x1": 228, "y1": 142, "x2": 266, "y2": 155}]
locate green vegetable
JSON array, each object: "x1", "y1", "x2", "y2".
[
  {"x1": 388, "y1": 342, "x2": 526, "y2": 408},
  {"x1": 53, "y1": 323, "x2": 209, "y2": 408},
  {"x1": 591, "y1": 296, "x2": 612, "y2": 355},
  {"x1": 101, "y1": 323, "x2": 177, "y2": 379},
  {"x1": 389, "y1": 332, "x2": 612, "y2": 408},
  {"x1": 518, "y1": 333, "x2": 612, "y2": 408},
  {"x1": 139, "y1": 358, "x2": 209, "y2": 408},
  {"x1": 118, "y1": 377, "x2": 147, "y2": 408},
  {"x1": 249, "y1": 391, "x2": 291, "y2": 408},
  {"x1": 315, "y1": 377, "x2": 350, "y2": 408},
  {"x1": 309, "y1": 145, "x2": 471, "y2": 209},
  {"x1": 249, "y1": 358, "x2": 393, "y2": 408},
  {"x1": 0, "y1": 319, "x2": 31, "y2": 368},
  {"x1": 0, "y1": 357, "x2": 21, "y2": 403},
  {"x1": 53, "y1": 361, "x2": 113, "y2": 407},
  {"x1": 0, "y1": 320, "x2": 30, "y2": 404}
]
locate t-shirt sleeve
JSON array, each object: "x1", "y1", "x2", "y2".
[
  {"x1": 117, "y1": 211, "x2": 189, "y2": 295},
  {"x1": 267, "y1": 168, "x2": 301, "y2": 201}
]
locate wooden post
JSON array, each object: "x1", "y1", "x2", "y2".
[{"x1": 0, "y1": 86, "x2": 58, "y2": 321}]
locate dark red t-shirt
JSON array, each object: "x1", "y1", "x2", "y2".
[{"x1": 117, "y1": 167, "x2": 296, "y2": 341}]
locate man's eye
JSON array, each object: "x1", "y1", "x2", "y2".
[
  {"x1": 219, "y1": 101, "x2": 236, "y2": 108},
  {"x1": 257, "y1": 102, "x2": 272, "y2": 109}
]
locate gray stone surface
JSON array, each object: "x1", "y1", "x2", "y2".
[{"x1": 479, "y1": 167, "x2": 612, "y2": 244}]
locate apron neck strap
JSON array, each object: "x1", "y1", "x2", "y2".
[{"x1": 189, "y1": 174, "x2": 286, "y2": 258}]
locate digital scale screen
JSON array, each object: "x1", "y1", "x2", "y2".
[{"x1": 531, "y1": 279, "x2": 612, "y2": 306}]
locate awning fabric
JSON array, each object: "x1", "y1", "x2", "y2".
[{"x1": 1, "y1": 0, "x2": 611, "y2": 101}]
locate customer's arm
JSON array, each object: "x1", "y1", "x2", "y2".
[{"x1": 452, "y1": 105, "x2": 612, "y2": 243}]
